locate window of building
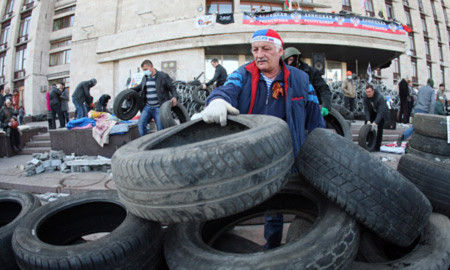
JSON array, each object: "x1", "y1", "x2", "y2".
[
  {"x1": 15, "y1": 45, "x2": 27, "y2": 79},
  {"x1": 411, "y1": 58, "x2": 418, "y2": 83},
  {"x1": 54, "y1": 5, "x2": 76, "y2": 15},
  {"x1": 427, "y1": 62, "x2": 432, "y2": 79},
  {"x1": 424, "y1": 38, "x2": 431, "y2": 60},
  {"x1": 240, "y1": 2, "x2": 283, "y2": 12},
  {"x1": 421, "y1": 16, "x2": 428, "y2": 36},
  {"x1": 206, "y1": 0, "x2": 233, "y2": 14},
  {"x1": 0, "y1": 53, "x2": 5, "y2": 83},
  {"x1": 441, "y1": 66, "x2": 445, "y2": 84},
  {"x1": 402, "y1": 0, "x2": 409, "y2": 6},
  {"x1": 342, "y1": 0, "x2": 352, "y2": 11},
  {"x1": 439, "y1": 44, "x2": 443, "y2": 61},
  {"x1": 417, "y1": 0, "x2": 424, "y2": 11},
  {"x1": 431, "y1": 1, "x2": 437, "y2": 19},
  {"x1": 392, "y1": 57, "x2": 400, "y2": 81},
  {"x1": 365, "y1": 0, "x2": 375, "y2": 17},
  {"x1": 49, "y1": 49, "x2": 71, "y2": 66},
  {"x1": 18, "y1": 13, "x2": 31, "y2": 43},
  {"x1": 23, "y1": 0, "x2": 34, "y2": 9},
  {"x1": 408, "y1": 33, "x2": 416, "y2": 55},
  {"x1": 405, "y1": 8, "x2": 412, "y2": 28},
  {"x1": 436, "y1": 23, "x2": 441, "y2": 41},
  {"x1": 52, "y1": 15, "x2": 74, "y2": 31},
  {"x1": 50, "y1": 38, "x2": 72, "y2": 49},
  {"x1": 5, "y1": 0, "x2": 14, "y2": 14},
  {"x1": 48, "y1": 77, "x2": 70, "y2": 92},
  {"x1": 0, "y1": 24, "x2": 10, "y2": 48},
  {"x1": 385, "y1": 0, "x2": 394, "y2": 20}
]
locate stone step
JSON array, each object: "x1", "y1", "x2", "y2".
[
  {"x1": 19, "y1": 147, "x2": 51, "y2": 155},
  {"x1": 26, "y1": 140, "x2": 51, "y2": 148},
  {"x1": 33, "y1": 133, "x2": 50, "y2": 141}
]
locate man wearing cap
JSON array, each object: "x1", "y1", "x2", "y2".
[
  {"x1": 72, "y1": 78, "x2": 97, "y2": 119},
  {"x1": 201, "y1": 29, "x2": 325, "y2": 249},
  {"x1": 342, "y1": 71, "x2": 356, "y2": 113},
  {"x1": 282, "y1": 47, "x2": 332, "y2": 117}
]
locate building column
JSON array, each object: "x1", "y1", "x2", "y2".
[{"x1": 234, "y1": 0, "x2": 240, "y2": 13}]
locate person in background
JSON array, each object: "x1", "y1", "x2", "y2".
[
  {"x1": 282, "y1": 47, "x2": 332, "y2": 116},
  {"x1": 201, "y1": 29, "x2": 325, "y2": 249},
  {"x1": 398, "y1": 77, "x2": 410, "y2": 123},
  {"x1": 0, "y1": 99, "x2": 21, "y2": 152},
  {"x1": 72, "y1": 78, "x2": 97, "y2": 119},
  {"x1": 18, "y1": 106, "x2": 24, "y2": 125},
  {"x1": 46, "y1": 87, "x2": 53, "y2": 130},
  {"x1": 49, "y1": 84, "x2": 65, "y2": 128},
  {"x1": 363, "y1": 85, "x2": 388, "y2": 152},
  {"x1": 0, "y1": 88, "x2": 4, "y2": 110},
  {"x1": 396, "y1": 79, "x2": 436, "y2": 146},
  {"x1": 202, "y1": 58, "x2": 227, "y2": 90},
  {"x1": 405, "y1": 79, "x2": 416, "y2": 122},
  {"x1": 3, "y1": 86, "x2": 12, "y2": 102},
  {"x1": 60, "y1": 83, "x2": 70, "y2": 123},
  {"x1": 342, "y1": 71, "x2": 356, "y2": 113},
  {"x1": 95, "y1": 94, "x2": 111, "y2": 112},
  {"x1": 131, "y1": 60, "x2": 178, "y2": 135},
  {"x1": 437, "y1": 83, "x2": 447, "y2": 115}
]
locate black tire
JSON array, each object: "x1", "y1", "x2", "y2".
[
  {"x1": 285, "y1": 213, "x2": 315, "y2": 243},
  {"x1": 358, "y1": 124, "x2": 377, "y2": 151},
  {"x1": 413, "y1": 113, "x2": 448, "y2": 139},
  {"x1": 397, "y1": 154, "x2": 450, "y2": 217},
  {"x1": 410, "y1": 132, "x2": 450, "y2": 157},
  {"x1": 113, "y1": 89, "x2": 141, "y2": 120},
  {"x1": 323, "y1": 107, "x2": 352, "y2": 140},
  {"x1": 192, "y1": 86, "x2": 211, "y2": 105},
  {"x1": 295, "y1": 128, "x2": 432, "y2": 247},
  {"x1": 332, "y1": 104, "x2": 354, "y2": 120},
  {"x1": 210, "y1": 233, "x2": 265, "y2": 253},
  {"x1": 160, "y1": 100, "x2": 190, "y2": 128},
  {"x1": 408, "y1": 145, "x2": 450, "y2": 161},
  {"x1": 351, "y1": 213, "x2": 450, "y2": 269},
  {"x1": 0, "y1": 190, "x2": 41, "y2": 270},
  {"x1": 164, "y1": 175, "x2": 360, "y2": 269},
  {"x1": 12, "y1": 190, "x2": 164, "y2": 270},
  {"x1": 112, "y1": 115, "x2": 294, "y2": 223}
]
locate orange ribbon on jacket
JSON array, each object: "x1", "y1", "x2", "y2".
[{"x1": 272, "y1": 82, "x2": 284, "y2": 100}]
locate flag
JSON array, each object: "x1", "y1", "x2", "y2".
[
  {"x1": 195, "y1": 15, "x2": 214, "y2": 28},
  {"x1": 216, "y1": 13, "x2": 234, "y2": 24},
  {"x1": 367, "y1": 62, "x2": 372, "y2": 83},
  {"x1": 285, "y1": 0, "x2": 292, "y2": 10},
  {"x1": 402, "y1": 24, "x2": 413, "y2": 33}
]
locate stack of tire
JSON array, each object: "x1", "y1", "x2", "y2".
[
  {"x1": 397, "y1": 113, "x2": 450, "y2": 218},
  {"x1": 3, "y1": 115, "x2": 449, "y2": 269}
]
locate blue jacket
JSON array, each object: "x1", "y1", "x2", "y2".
[{"x1": 206, "y1": 60, "x2": 325, "y2": 156}]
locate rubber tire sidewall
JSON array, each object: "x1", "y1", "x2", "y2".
[
  {"x1": 324, "y1": 107, "x2": 352, "y2": 140},
  {"x1": 160, "y1": 100, "x2": 190, "y2": 128},
  {"x1": 113, "y1": 89, "x2": 141, "y2": 120},
  {"x1": 409, "y1": 132, "x2": 450, "y2": 156},
  {"x1": 413, "y1": 113, "x2": 448, "y2": 139},
  {"x1": 357, "y1": 124, "x2": 377, "y2": 151},
  {"x1": 0, "y1": 190, "x2": 41, "y2": 270},
  {"x1": 12, "y1": 190, "x2": 163, "y2": 270}
]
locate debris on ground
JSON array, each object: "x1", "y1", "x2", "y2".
[
  {"x1": 23, "y1": 150, "x2": 111, "y2": 176},
  {"x1": 379, "y1": 156, "x2": 394, "y2": 163},
  {"x1": 37, "y1": 192, "x2": 70, "y2": 202}
]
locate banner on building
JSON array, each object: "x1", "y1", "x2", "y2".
[
  {"x1": 128, "y1": 73, "x2": 144, "y2": 88},
  {"x1": 196, "y1": 15, "x2": 214, "y2": 28},
  {"x1": 243, "y1": 11, "x2": 407, "y2": 35},
  {"x1": 216, "y1": 13, "x2": 234, "y2": 24}
]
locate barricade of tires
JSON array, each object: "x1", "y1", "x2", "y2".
[{"x1": 3, "y1": 115, "x2": 449, "y2": 269}]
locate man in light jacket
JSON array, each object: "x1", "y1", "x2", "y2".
[{"x1": 342, "y1": 71, "x2": 356, "y2": 112}]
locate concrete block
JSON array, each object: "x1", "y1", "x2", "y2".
[
  {"x1": 51, "y1": 160, "x2": 62, "y2": 167},
  {"x1": 42, "y1": 160, "x2": 52, "y2": 168},
  {"x1": 60, "y1": 162, "x2": 67, "y2": 171},
  {"x1": 25, "y1": 170, "x2": 36, "y2": 176},
  {"x1": 40, "y1": 153, "x2": 49, "y2": 161},
  {"x1": 35, "y1": 165, "x2": 45, "y2": 174},
  {"x1": 66, "y1": 159, "x2": 111, "y2": 166},
  {"x1": 28, "y1": 159, "x2": 41, "y2": 166},
  {"x1": 32, "y1": 153, "x2": 41, "y2": 159}
]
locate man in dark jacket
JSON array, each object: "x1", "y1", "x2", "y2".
[
  {"x1": 0, "y1": 88, "x2": 4, "y2": 109},
  {"x1": 282, "y1": 47, "x2": 331, "y2": 117},
  {"x1": 49, "y1": 84, "x2": 65, "y2": 129},
  {"x1": 202, "y1": 59, "x2": 227, "y2": 89},
  {"x1": 95, "y1": 94, "x2": 111, "y2": 112},
  {"x1": 398, "y1": 78, "x2": 409, "y2": 123},
  {"x1": 364, "y1": 85, "x2": 388, "y2": 151},
  {"x1": 72, "y1": 78, "x2": 97, "y2": 119},
  {"x1": 131, "y1": 60, "x2": 178, "y2": 135},
  {"x1": 0, "y1": 99, "x2": 21, "y2": 151}
]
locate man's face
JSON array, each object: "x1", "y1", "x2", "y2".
[
  {"x1": 5, "y1": 88, "x2": 10, "y2": 94},
  {"x1": 287, "y1": 56, "x2": 295, "y2": 66},
  {"x1": 366, "y1": 88, "x2": 375, "y2": 98},
  {"x1": 211, "y1": 62, "x2": 218, "y2": 68},
  {"x1": 142, "y1": 64, "x2": 154, "y2": 73},
  {"x1": 252, "y1": 41, "x2": 283, "y2": 73},
  {"x1": 439, "y1": 86, "x2": 444, "y2": 92}
]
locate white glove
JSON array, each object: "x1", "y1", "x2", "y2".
[
  {"x1": 191, "y1": 113, "x2": 202, "y2": 120},
  {"x1": 371, "y1": 122, "x2": 377, "y2": 132},
  {"x1": 201, "y1": 99, "x2": 239, "y2": 126}
]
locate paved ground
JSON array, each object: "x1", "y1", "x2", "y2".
[{"x1": 0, "y1": 120, "x2": 405, "y2": 195}]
